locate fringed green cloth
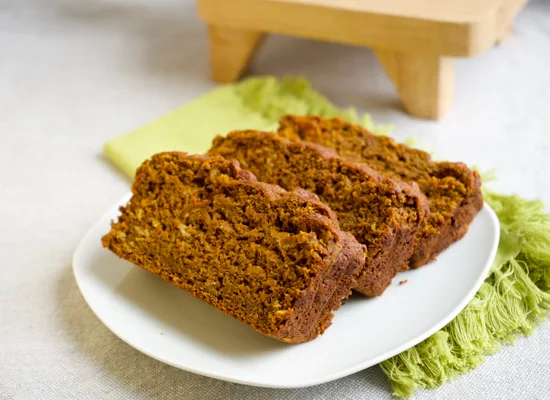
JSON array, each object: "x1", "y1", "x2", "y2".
[
  {"x1": 104, "y1": 76, "x2": 550, "y2": 397},
  {"x1": 380, "y1": 189, "x2": 550, "y2": 396}
]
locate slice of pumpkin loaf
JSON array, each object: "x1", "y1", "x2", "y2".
[
  {"x1": 278, "y1": 115, "x2": 483, "y2": 268},
  {"x1": 208, "y1": 132, "x2": 429, "y2": 297},
  {"x1": 102, "y1": 153, "x2": 365, "y2": 343}
]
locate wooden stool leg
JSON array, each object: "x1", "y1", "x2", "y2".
[
  {"x1": 208, "y1": 25, "x2": 266, "y2": 83},
  {"x1": 496, "y1": 21, "x2": 513, "y2": 44},
  {"x1": 374, "y1": 50, "x2": 454, "y2": 120},
  {"x1": 496, "y1": 0, "x2": 526, "y2": 44}
]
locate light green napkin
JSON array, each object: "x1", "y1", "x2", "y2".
[
  {"x1": 104, "y1": 76, "x2": 550, "y2": 397},
  {"x1": 105, "y1": 85, "x2": 271, "y2": 177}
]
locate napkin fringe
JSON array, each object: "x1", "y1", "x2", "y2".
[{"x1": 380, "y1": 189, "x2": 550, "y2": 397}]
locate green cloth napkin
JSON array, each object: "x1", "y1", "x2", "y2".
[
  {"x1": 105, "y1": 85, "x2": 271, "y2": 177},
  {"x1": 104, "y1": 76, "x2": 550, "y2": 397}
]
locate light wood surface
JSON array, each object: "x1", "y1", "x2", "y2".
[
  {"x1": 199, "y1": 0, "x2": 505, "y2": 57},
  {"x1": 198, "y1": 0, "x2": 527, "y2": 119},
  {"x1": 273, "y1": 0, "x2": 505, "y2": 22}
]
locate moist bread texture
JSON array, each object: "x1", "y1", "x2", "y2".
[
  {"x1": 209, "y1": 132, "x2": 429, "y2": 296},
  {"x1": 102, "y1": 153, "x2": 365, "y2": 343},
  {"x1": 278, "y1": 115, "x2": 483, "y2": 267}
]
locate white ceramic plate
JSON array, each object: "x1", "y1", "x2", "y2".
[{"x1": 73, "y1": 194, "x2": 499, "y2": 388}]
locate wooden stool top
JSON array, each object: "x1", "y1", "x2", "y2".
[
  {"x1": 198, "y1": 0, "x2": 526, "y2": 119},
  {"x1": 199, "y1": 0, "x2": 524, "y2": 57}
]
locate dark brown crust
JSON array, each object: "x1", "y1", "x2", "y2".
[
  {"x1": 410, "y1": 170, "x2": 483, "y2": 266},
  {"x1": 277, "y1": 115, "x2": 483, "y2": 268},
  {"x1": 276, "y1": 231, "x2": 366, "y2": 340},
  {"x1": 102, "y1": 153, "x2": 365, "y2": 343},
  {"x1": 208, "y1": 131, "x2": 430, "y2": 297}
]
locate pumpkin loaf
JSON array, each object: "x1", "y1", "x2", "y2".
[
  {"x1": 102, "y1": 153, "x2": 365, "y2": 343},
  {"x1": 208, "y1": 132, "x2": 429, "y2": 297},
  {"x1": 278, "y1": 115, "x2": 483, "y2": 267}
]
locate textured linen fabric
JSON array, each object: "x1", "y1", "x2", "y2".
[{"x1": 1, "y1": 0, "x2": 550, "y2": 399}]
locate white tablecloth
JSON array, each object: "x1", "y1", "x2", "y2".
[{"x1": 2, "y1": 0, "x2": 549, "y2": 398}]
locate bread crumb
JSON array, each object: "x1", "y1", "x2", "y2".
[{"x1": 399, "y1": 280, "x2": 408, "y2": 285}]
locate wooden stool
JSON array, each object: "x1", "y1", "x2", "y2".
[{"x1": 198, "y1": 0, "x2": 526, "y2": 120}]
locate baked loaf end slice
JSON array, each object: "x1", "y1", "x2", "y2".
[
  {"x1": 102, "y1": 153, "x2": 365, "y2": 343},
  {"x1": 208, "y1": 132, "x2": 429, "y2": 297},
  {"x1": 278, "y1": 115, "x2": 483, "y2": 267}
]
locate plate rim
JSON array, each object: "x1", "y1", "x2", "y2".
[{"x1": 73, "y1": 194, "x2": 500, "y2": 389}]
